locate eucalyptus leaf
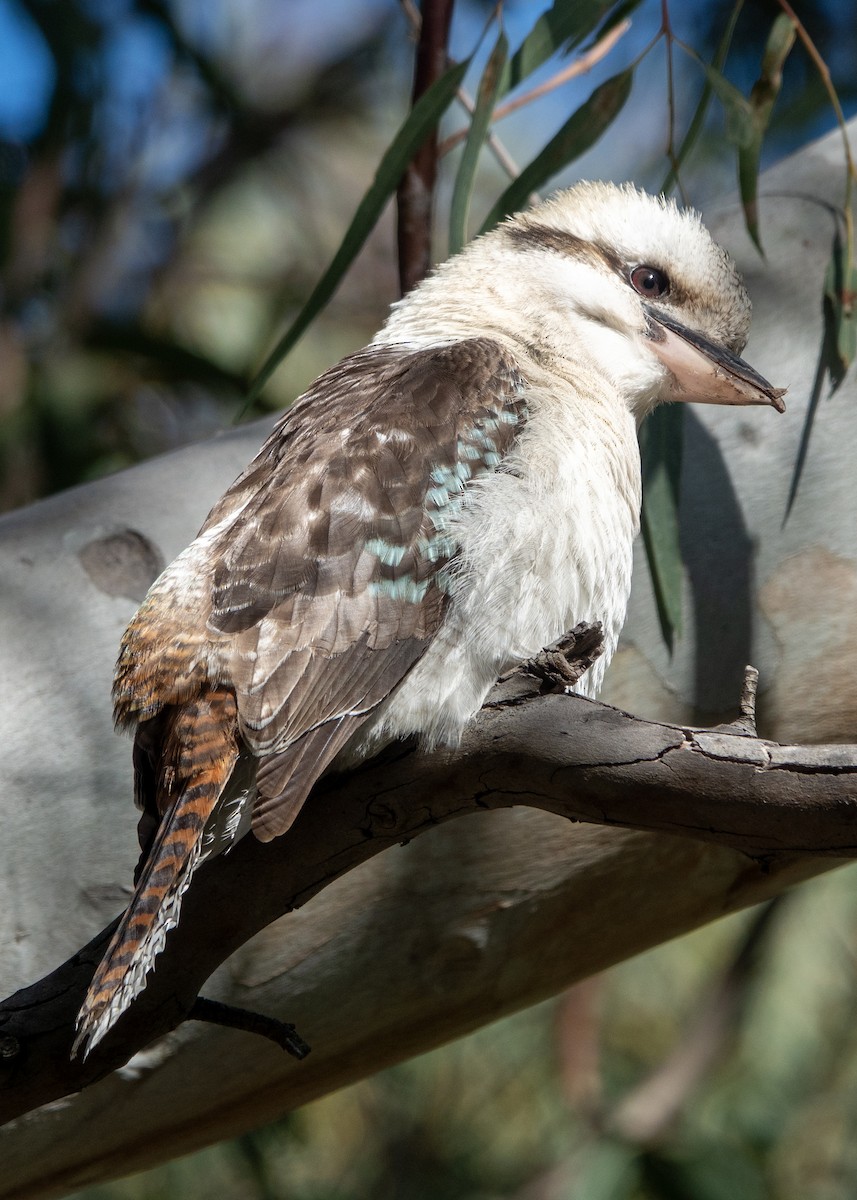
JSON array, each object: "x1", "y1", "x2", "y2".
[
  {"x1": 506, "y1": 0, "x2": 619, "y2": 92},
  {"x1": 824, "y1": 227, "x2": 857, "y2": 379},
  {"x1": 661, "y1": 0, "x2": 744, "y2": 195},
  {"x1": 449, "y1": 32, "x2": 509, "y2": 255},
  {"x1": 738, "y1": 13, "x2": 796, "y2": 251},
  {"x1": 682, "y1": 46, "x2": 755, "y2": 148},
  {"x1": 783, "y1": 227, "x2": 854, "y2": 519},
  {"x1": 242, "y1": 56, "x2": 470, "y2": 413},
  {"x1": 640, "y1": 405, "x2": 684, "y2": 647},
  {"x1": 479, "y1": 68, "x2": 633, "y2": 233}
]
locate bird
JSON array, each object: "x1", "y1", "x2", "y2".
[{"x1": 73, "y1": 181, "x2": 785, "y2": 1057}]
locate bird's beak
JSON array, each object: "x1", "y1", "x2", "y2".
[{"x1": 644, "y1": 306, "x2": 786, "y2": 413}]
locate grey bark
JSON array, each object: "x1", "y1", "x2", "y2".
[{"x1": 0, "y1": 122, "x2": 855, "y2": 1196}]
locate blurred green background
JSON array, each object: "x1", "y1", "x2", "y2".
[
  {"x1": 72, "y1": 871, "x2": 857, "y2": 1200},
  {"x1": 2, "y1": 0, "x2": 857, "y2": 1195}
]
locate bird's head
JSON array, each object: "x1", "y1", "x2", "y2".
[
  {"x1": 382, "y1": 181, "x2": 785, "y2": 423},
  {"x1": 497, "y1": 181, "x2": 785, "y2": 420}
]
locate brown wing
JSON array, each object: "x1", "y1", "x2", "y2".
[
  {"x1": 117, "y1": 337, "x2": 528, "y2": 842},
  {"x1": 74, "y1": 338, "x2": 529, "y2": 1054}
]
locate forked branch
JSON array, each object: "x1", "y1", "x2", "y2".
[{"x1": 1, "y1": 640, "x2": 856, "y2": 1126}]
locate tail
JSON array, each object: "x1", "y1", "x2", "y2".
[{"x1": 73, "y1": 688, "x2": 239, "y2": 1058}]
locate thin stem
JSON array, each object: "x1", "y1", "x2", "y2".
[
  {"x1": 661, "y1": 0, "x2": 685, "y2": 202},
  {"x1": 438, "y1": 19, "x2": 632, "y2": 158},
  {"x1": 453, "y1": 85, "x2": 523, "y2": 180},
  {"x1": 492, "y1": 19, "x2": 630, "y2": 122},
  {"x1": 400, "y1": 0, "x2": 421, "y2": 38},
  {"x1": 775, "y1": 0, "x2": 855, "y2": 262},
  {"x1": 629, "y1": 27, "x2": 663, "y2": 73},
  {"x1": 608, "y1": 900, "x2": 783, "y2": 1144},
  {"x1": 396, "y1": 0, "x2": 456, "y2": 295},
  {"x1": 739, "y1": 665, "x2": 759, "y2": 734},
  {"x1": 189, "y1": 997, "x2": 311, "y2": 1059},
  {"x1": 660, "y1": 0, "x2": 744, "y2": 196}
]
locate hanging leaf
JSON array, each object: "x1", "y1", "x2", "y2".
[
  {"x1": 738, "y1": 14, "x2": 796, "y2": 251},
  {"x1": 479, "y1": 68, "x2": 633, "y2": 234},
  {"x1": 506, "y1": 0, "x2": 619, "y2": 92},
  {"x1": 783, "y1": 346, "x2": 825, "y2": 523},
  {"x1": 824, "y1": 228, "x2": 857, "y2": 380},
  {"x1": 661, "y1": 0, "x2": 744, "y2": 194},
  {"x1": 650, "y1": 5, "x2": 746, "y2": 607},
  {"x1": 784, "y1": 228, "x2": 855, "y2": 520},
  {"x1": 242, "y1": 56, "x2": 470, "y2": 413},
  {"x1": 681, "y1": 45, "x2": 755, "y2": 148},
  {"x1": 640, "y1": 405, "x2": 684, "y2": 648},
  {"x1": 449, "y1": 32, "x2": 509, "y2": 255}
]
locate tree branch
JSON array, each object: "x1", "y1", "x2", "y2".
[
  {"x1": 396, "y1": 0, "x2": 455, "y2": 294},
  {"x1": 2, "y1": 664, "x2": 856, "y2": 1130}
]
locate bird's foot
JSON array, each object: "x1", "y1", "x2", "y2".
[{"x1": 525, "y1": 622, "x2": 605, "y2": 692}]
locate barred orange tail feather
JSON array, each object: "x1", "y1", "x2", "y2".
[{"x1": 73, "y1": 688, "x2": 239, "y2": 1058}]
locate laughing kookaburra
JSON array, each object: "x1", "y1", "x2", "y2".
[{"x1": 74, "y1": 181, "x2": 785, "y2": 1056}]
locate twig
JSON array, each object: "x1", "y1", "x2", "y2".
[
  {"x1": 713, "y1": 664, "x2": 761, "y2": 737},
  {"x1": 438, "y1": 19, "x2": 631, "y2": 158},
  {"x1": 453, "y1": 85, "x2": 524, "y2": 181},
  {"x1": 775, "y1": 1, "x2": 855, "y2": 184},
  {"x1": 660, "y1": 0, "x2": 688, "y2": 206},
  {"x1": 189, "y1": 997, "x2": 311, "y2": 1059},
  {"x1": 775, "y1": 0, "x2": 855, "y2": 264},
  {"x1": 660, "y1": 0, "x2": 744, "y2": 196},
  {"x1": 396, "y1": 0, "x2": 456, "y2": 295},
  {"x1": 739, "y1": 665, "x2": 759, "y2": 734},
  {"x1": 554, "y1": 977, "x2": 604, "y2": 1119},
  {"x1": 400, "y1": 0, "x2": 421, "y2": 41}
]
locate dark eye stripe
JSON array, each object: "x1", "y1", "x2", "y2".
[
  {"x1": 505, "y1": 224, "x2": 677, "y2": 303},
  {"x1": 503, "y1": 223, "x2": 625, "y2": 277}
]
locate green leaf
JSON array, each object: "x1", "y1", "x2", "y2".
[
  {"x1": 824, "y1": 230, "x2": 857, "y2": 381},
  {"x1": 591, "y1": 0, "x2": 645, "y2": 43},
  {"x1": 738, "y1": 14, "x2": 796, "y2": 251},
  {"x1": 640, "y1": 405, "x2": 684, "y2": 648},
  {"x1": 661, "y1": 0, "x2": 744, "y2": 195},
  {"x1": 783, "y1": 229, "x2": 854, "y2": 521},
  {"x1": 449, "y1": 32, "x2": 509, "y2": 255},
  {"x1": 506, "y1": 0, "x2": 619, "y2": 92},
  {"x1": 479, "y1": 68, "x2": 633, "y2": 234},
  {"x1": 241, "y1": 55, "x2": 470, "y2": 414},
  {"x1": 682, "y1": 46, "x2": 755, "y2": 148}
]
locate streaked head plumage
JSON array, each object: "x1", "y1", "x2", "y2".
[
  {"x1": 380, "y1": 180, "x2": 783, "y2": 419},
  {"x1": 506, "y1": 181, "x2": 752, "y2": 356}
]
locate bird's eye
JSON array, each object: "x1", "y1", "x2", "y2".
[{"x1": 630, "y1": 265, "x2": 669, "y2": 299}]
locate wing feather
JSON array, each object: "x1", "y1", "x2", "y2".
[{"x1": 118, "y1": 338, "x2": 528, "y2": 840}]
